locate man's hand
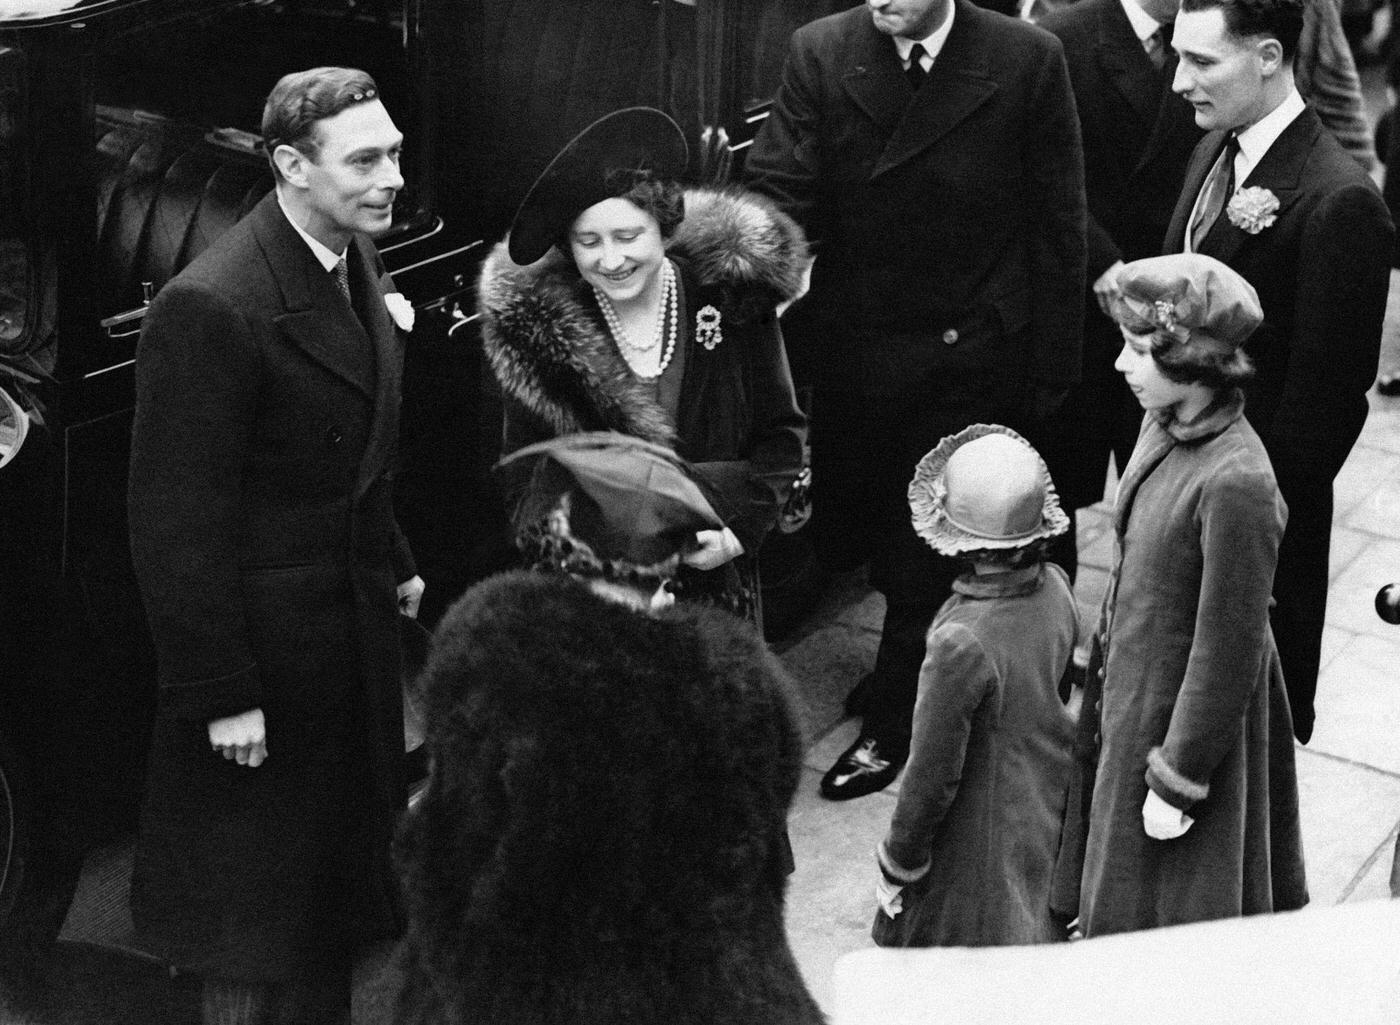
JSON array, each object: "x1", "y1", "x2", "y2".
[
  {"x1": 681, "y1": 528, "x2": 744, "y2": 572},
  {"x1": 1092, "y1": 259, "x2": 1126, "y2": 317},
  {"x1": 208, "y1": 708, "x2": 267, "y2": 768},
  {"x1": 397, "y1": 574, "x2": 426, "y2": 619}
]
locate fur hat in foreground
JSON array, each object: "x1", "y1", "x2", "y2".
[{"x1": 394, "y1": 571, "x2": 825, "y2": 1025}]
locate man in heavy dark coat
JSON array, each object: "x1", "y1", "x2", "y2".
[
  {"x1": 1165, "y1": 0, "x2": 1393, "y2": 742},
  {"x1": 745, "y1": 0, "x2": 1086, "y2": 798},
  {"x1": 128, "y1": 67, "x2": 423, "y2": 1024},
  {"x1": 1037, "y1": 0, "x2": 1203, "y2": 556}
]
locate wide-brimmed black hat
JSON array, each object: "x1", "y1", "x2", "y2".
[
  {"x1": 507, "y1": 107, "x2": 688, "y2": 266},
  {"x1": 496, "y1": 432, "x2": 722, "y2": 568}
]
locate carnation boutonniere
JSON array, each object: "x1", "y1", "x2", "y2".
[
  {"x1": 695, "y1": 304, "x2": 723, "y2": 351},
  {"x1": 384, "y1": 292, "x2": 415, "y2": 332},
  {"x1": 1226, "y1": 187, "x2": 1280, "y2": 235}
]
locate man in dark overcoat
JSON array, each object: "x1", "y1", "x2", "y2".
[
  {"x1": 128, "y1": 67, "x2": 423, "y2": 1024},
  {"x1": 1165, "y1": 0, "x2": 1393, "y2": 742},
  {"x1": 1037, "y1": 0, "x2": 1203, "y2": 560},
  {"x1": 745, "y1": 0, "x2": 1086, "y2": 798}
]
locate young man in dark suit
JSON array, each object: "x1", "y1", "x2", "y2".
[
  {"x1": 746, "y1": 0, "x2": 1086, "y2": 799},
  {"x1": 1037, "y1": 0, "x2": 1203, "y2": 555},
  {"x1": 1163, "y1": 0, "x2": 1392, "y2": 743},
  {"x1": 128, "y1": 67, "x2": 423, "y2": 1024}
]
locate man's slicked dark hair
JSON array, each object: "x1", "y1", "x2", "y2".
[
  {"x1": 1179, "y1": 0, "x2": 1305, "y2": 61},
  {"x1": 261, "y1": 66, "x2": 380, "y2": 180}
]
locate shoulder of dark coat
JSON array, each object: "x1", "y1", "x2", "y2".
[
  {"x1": 1036, "y1": 0, "x2": 1103, "y2": 43},
  {"x1": 423, "y1": 569, "x2": 802, "y2": 751},
  {"x1": 668, "y1": 186, "x2": 810, "y2": 321},
  {"x1": 164, "y1": 212, "x2": 268, "y2": 302}
]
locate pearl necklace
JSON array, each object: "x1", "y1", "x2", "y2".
[{"x1": 593, "y1": 261, "x2": 678, "y2": 380}]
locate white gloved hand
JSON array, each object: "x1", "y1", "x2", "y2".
[
  {"x1": 875, "y1": 874, "x2": 905, "y2": 919},
  {"x1": 1142, "y1": 788, "x2": 1194, "y2": 840}
]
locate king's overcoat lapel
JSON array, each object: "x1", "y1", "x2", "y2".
[{"x1": 252, "y1": 196, "x2": 377, "y2": 401}]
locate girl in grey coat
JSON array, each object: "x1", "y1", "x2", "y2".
[
  {"x1": 873, "y1": 424, "x2": 1078, "y2": 947},
  {"x1": 1068, "y1": 254, "x2": 1308, "y2": 937}
]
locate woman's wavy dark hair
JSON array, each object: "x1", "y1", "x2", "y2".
[
  {"x1": 556, "y1": 168, "x2": 686, "y2": 255},
  {"x1": 1117, "y1": 308, "x2": 1256, "y2": 389}
]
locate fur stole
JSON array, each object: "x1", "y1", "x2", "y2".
[{"x1": 477, "y1": 187, "x2": 807, "y2": 446}]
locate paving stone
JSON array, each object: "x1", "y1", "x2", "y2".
[
  {"x1": 1324, "y1": 537, "x2": 1400, "y2": 641},
  {"x1": 1310, "y1": 632, "x2": 1400, "y2": 776},
  {"x1": 785, "y1": 767, "x2": 897, "y2": 1012},
  {"x1": 1331, "y1": 527, "x2": 1376, "y2": 583},
  {"x1": 1334, "y1": 443, "x2": 1396, "y2": 521},
  {"x1": 1295, "y1": 747, "x2": 1400, "y2": 906}
]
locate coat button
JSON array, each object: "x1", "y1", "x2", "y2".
[
  {"x1": 941, "y1": 328, "x2": 959, "y2": 345},
  {"x1": 325, "y1": 425, "x2": 344, "y2": 446},
  {"x1": 1097, "y1": 668, "x2": 1105, "y2": 681}
]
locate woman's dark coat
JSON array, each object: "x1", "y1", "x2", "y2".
[
  {"x1": 477, "y1": 186, "x2": 808, "y2": 557},
  {"x1": 127, "y1": 193, "x2": 414, "y2": 979},
  {"x1": 394, "y1": 570, "x2": 825, "y2": 1025},
  {"x1": 1064, "y1": 393, "x2": 1308, "y2": 937}
]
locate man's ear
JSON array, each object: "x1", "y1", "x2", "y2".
[
  {"x1": 272, "y1": 143, "x2": 312, "y2": 188},
  {"x1": 1257, "y1": 36, "x2": 1285, "y2": 76}
]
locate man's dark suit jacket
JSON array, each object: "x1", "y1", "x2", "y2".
[
  {"x1": 746, "y1": 0, "x2": 1086, "y2": 400},
  {"x1": 1037, "y1": 0, "x2": 1201, "y2": 508},
  {"x1": 1040, "y1": 0, "x2": 1200, "y2": 282},
  {"x1": 1165, "y1": 106, "x2": 1393, "y2": 742}
]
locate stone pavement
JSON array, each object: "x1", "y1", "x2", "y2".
[{"x1": 772, "y1": 284, "x2": 1400, "y2": 1013}]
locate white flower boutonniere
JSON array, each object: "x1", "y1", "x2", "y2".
[
  {"x1": 384, "y1": 292, "x2": 415, "y2": 332},
  {"x1": 696, "y1": 304, "x2": 723, "y2": 351},
  {"x1": 1226, "y1": 187, "x2": 1280, "y2": 235}
]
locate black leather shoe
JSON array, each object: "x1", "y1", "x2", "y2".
[
  {"x1": 820, "y1": 734, "x2": 907, "y2": 800},
  {"x1": 1378, "y1": 373, "x2": 1400, "y2": 397}
]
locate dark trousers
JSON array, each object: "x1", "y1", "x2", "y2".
[
  {"x1": 1270, "y1": 469, "x2": 1333, "y2": 744},
  {"x1": 809, "y1": 379, "x2": 1034, "y2": 748}
]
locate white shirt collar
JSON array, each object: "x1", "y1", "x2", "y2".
[
  {"x1": 894, "y1": 1, "x2": 956, "y2": 66},
  {"x1": 276, "y1": 189, "x2": 346, "y2": 272},
  {"x1": 1235, "y1": 87, "x2": 1306, "y2": 181},
  {"x1": 1118, "y1": 0, "x2": 1162, "y2": 44}
]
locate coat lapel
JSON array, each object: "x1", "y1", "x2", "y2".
[
  {"x1": 1096, "y1": 0, "x2": 1160, "y2": 129},
  {"x1": 251, "y1": 194, "x2": 376, "y2": 401},
  {"x1": 1165, "y1": 130, "x2": 1227, "y2": 252},
  {"x1": 1198, "y1": 107, "x2": 1317, "y2": 264},
  {"x1": 1113, "y1": 419, "x2": 1175, "y2": 537},
  {"x1": 840, "y1": 13, "x2": 912, "y2": 141},
  {"x1": 846, "y1": 1, "x2": 1000, "y2": 179},
  {"x1": 350, "y1": 238, "x2": 405, "y2": 498},
  {"x1": 1134, "y1": 53, "x2": 1197, "y2": 176}
]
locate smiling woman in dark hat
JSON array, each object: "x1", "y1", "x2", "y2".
[
  {"x1": 392, "y1": 432, "x2": 823, "y2": 1025},
  {"x1": 478, "y1": 107, "x2": 808, "y2": 623}
]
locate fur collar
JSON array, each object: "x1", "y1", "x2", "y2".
[{"x1": 477, "y1": 187, "x2": 807, "y2": 445}]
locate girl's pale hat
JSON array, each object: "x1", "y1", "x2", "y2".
[{"x1": 908, "y1": 424, "x2": 1069, "y2": 557}]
